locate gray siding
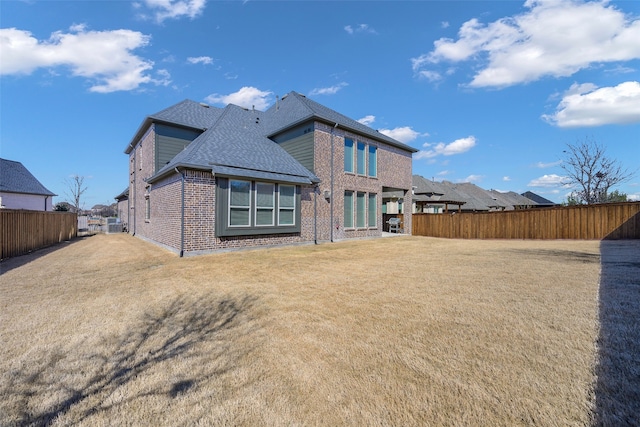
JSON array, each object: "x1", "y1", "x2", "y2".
[
  {"x1": 155, "y1": 124, "x2": 201, "y2": 172},
  {"x1": 276, "y1": 133, "x2": 315, "y2": 173},
  {"x1": 271, "y1": 122, "x2": 315, "y2": 173}
]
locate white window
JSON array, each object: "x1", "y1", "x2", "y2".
[
  {"x1": 278, "y1": 185, "x2": 295, "y2": 226},
  {"x1": 356, "y1": 192, "x2": 366, "y2": 228},
  {"x1": 229, "y1": 180, "x2": 251, "y2": 227},
  {"x1": 368, "y1": 193, "x2": 377, "y2": 227},
  {"x1": 256, "y1": 182, "x2": 275, "y2": 226},
  {"x1": 344, "y1": 191, "x2": 354, "y2": 228}
]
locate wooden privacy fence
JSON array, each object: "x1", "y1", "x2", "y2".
[
  {"x1": 413, "y1": 202, "x2": 640, "y2": 240},
  {"x1": 0, "y1": 210, "x2": 77, "y2": 260}
]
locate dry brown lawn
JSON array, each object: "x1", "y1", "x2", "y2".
[{"x1": 0, "y1": 234, "x2": 637, "y2": 426}]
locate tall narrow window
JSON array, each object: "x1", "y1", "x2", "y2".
[
  {"x1": 344, "y1": 138, "x2": 354, "y2": 173},
  {"x1": 278, "y1": 185, "x2": 295, "y2": 226},
  {"x1": 344, "y1": 191, "x2": 354, "y2": 228},
  {"x1": 368, "y1": 193, "x2": 377, "y2": 227},
  {"x1": 229, "y1": 180, "x2": 251, "y2": 226},
  {"x1": 356, "y1": 192, "x2": 366, "y2": 228},
  {"x1": 368, "y1": 145, "x2": 377, "y2": 177},
  {"x1": 255, "y1": 182, "x2": 275, "y2": 226},
  {"x1": 357, "y1": 141, "x2": 366, "y2": 175}
]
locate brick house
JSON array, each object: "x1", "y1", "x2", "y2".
[{"x1": 124, "y1": 91, "x2": 416, "y2": 256}]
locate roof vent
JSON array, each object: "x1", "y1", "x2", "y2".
[{"x1": 199, "y1": 102, "x2": 210, "y2": 108}]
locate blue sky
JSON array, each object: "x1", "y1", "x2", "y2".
[{"x1": 1, "y1": 0, "x2": 639, "y2": 208}]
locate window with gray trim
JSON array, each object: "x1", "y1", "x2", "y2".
[{"x1": 216, "y1": 178, "x2": 301, "y2": 237}]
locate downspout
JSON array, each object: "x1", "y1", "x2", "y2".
[
  {"x1": 314, "y1": 184, "x2": 318, "y2": 244},
  {"x1": 330, "y1": 123, "x2": 338, "y2": 242},
  {"x1": 175, "y1": 167, "x2": 185, "y2": 257},
  {"x1": 132, "y1": 148, "x2": 136, "y2": 236}
]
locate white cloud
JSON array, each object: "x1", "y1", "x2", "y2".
[
  {"x1": 415, "y1": 136, "x2": 476, "y2": 159},
  {"x1": 0, "y1": 26, "x2": 158, "y2": 93},
  {"x1": 542, "y1": 81, "x2": 640, "y2": 127},
  {"x1": 441, "y1": 21, "x2": 450, "y2": 29},
  {"x1": 535, "y1": 160, "x2": 562, "y2": 168},
  {"x1": 460, "y1": 174, "x2": 483, "y2": 183},
  {"x1": 204, "y1": 86, "x2": 272, "y2": 110},
  {"x1": 378, "y1": 126, "x2": 420, "y2": 143},
  {"x1": 528, "y1": 174, "x2": 568, "y2": 187},
  {"x1": 503, "y1": 176, "x2": 511, "y2": 181},
  {"x1": 187, "y1": 56, "x2": 213, "y2": 65},
  {"x1": 417, "y1": 70, "x2": 442, "y2": 83},
  {"x1": 344, "y1": 24, "x2": 378, "y2": 35},
  {"x1": 412, "y1": 0, "x2": 640, "y2": 87},
  {"x1": 309, "y1": 82, "x2": 348, "y2": 96},
  {"x1": 138, "y1": 0, "x2": 206, "y2": 23},
  {"x1": 358, "y1": 115, "x2": 375, "y2": 126}
]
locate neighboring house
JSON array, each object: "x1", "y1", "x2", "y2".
[
  {"x1": 115, "y1": 188, "x2": 129, "y2": 228},
  {"x1": 521, "y1": 191, "x2": 556, "y2": 208},
  {"x1": 412, "y1": 175, "x2": 542, "y2": 213},
  {"x1": 0, "y1": 158, "x2": 55, "y2": 211},
  {"x1": 124, "y1": 92, "x2": 417, "y2": 255}
]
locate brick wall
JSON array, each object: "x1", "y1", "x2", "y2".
[
  {"x1": 127, "y1": 121, "x2": 413, "y2": 255},
  {"x1": 313, "y1": 122, "x2": 413, "y2": 241}
]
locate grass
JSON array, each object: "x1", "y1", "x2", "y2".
[{"x1": 0, "y1": 233, "x2": 636, "y2": 426}]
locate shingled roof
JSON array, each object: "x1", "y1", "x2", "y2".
[
  {"x1": 149, "y1": 104, "x2": 319, "y2": 185},
  {"x1": 0, "y1": 158, "x2": 55, "y2": 196},
  {"x1": 263, "y1": 92, "x2": 418, "y2": 153},
  {"x1": 128, "y1": 91, "x2": 417, "y2": 185}
]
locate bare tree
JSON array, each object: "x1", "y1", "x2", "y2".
[
  {"x1": 561, "y1": 139, "x2": 633, "y2": 205},
  {"x1": 65, "y1": 175, "x2": 89, "y2": 212}
]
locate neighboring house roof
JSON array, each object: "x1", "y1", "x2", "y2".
[
  {"x1": 521, "y1": 191, "x2": 556, "y2": 206},
  {"x1": 412, "y1": 175, "x2": 551, "y2": 211},
  {"x1": 115, "y1": 187, "x2": 129, "y2": 201},
  {"x1": 412, "y1": 175, "x2": 467, "y2": 206},
  {"x1": 0, "y1": 158, "x2": 55, "y2": 196},
  {"x1": 488, "y1": 190, "x2": 537, "y2": 210}
]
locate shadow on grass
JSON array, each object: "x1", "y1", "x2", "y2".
[
  {"x1": 594, "y1": 240, "x2": 640, "y2": 426},
  {"x1": 1, "y1": 293, "x2": 258, "y2": 426},
  {"x1": 0, "y1": 235, "x2": 93, "y2": 276}
]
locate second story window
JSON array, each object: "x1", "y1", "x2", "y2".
[
  {"x1": 344, "y1": 138, "x2": 354, "y2": 173},
  {"x1": 357, "y1": 141, "x2": 366, "y2": 175},
  {"x1": 368, "y1": 145, "x2": 377, "y2": 177}
]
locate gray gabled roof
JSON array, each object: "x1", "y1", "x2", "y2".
[
  {"x1": 0, "y1": 158, "x2": 56, "y2": 196},
  {"x1": 412, "y1": 175, "x2": 467, "y2": 205},
  {"x1": 264, "y1": 92, "x2": 418, "y2": 153},
  {"x1": 125, "y1": 100, "x2": 224, "y2": 154},
  {"x1": 488, "y1": 190, "x2": 537, "y2": 209},
  {"x1": 149, "y1": 104, "x2": 319, "y2": 185},
  {"x1": 521, "y1": 191, "x2": 556, "y2": 206},
  {"x1": 128, "y1": 91, "x2": 418, "y2": 185}
]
